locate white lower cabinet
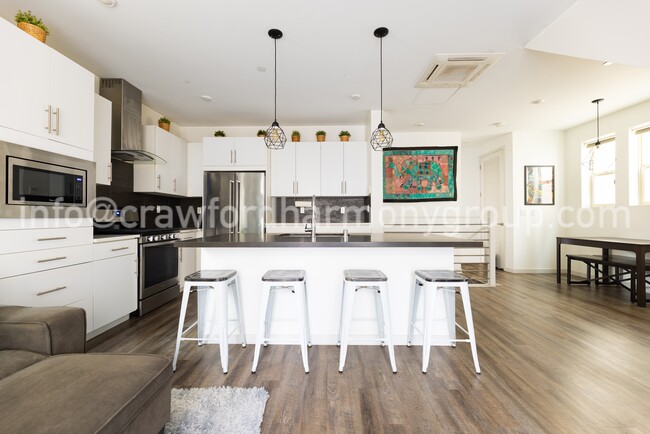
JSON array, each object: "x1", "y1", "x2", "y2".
[
  {"x1": 0, "y1": 225, "x2": 95, "y2": 333},
  {"x1": 179, "y1": 230, "x2": 201, "y2": 284},
  {"x1": 93, "y1": 238, "x2": 138, "y2": 331}
]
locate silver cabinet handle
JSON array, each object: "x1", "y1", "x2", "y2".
[
  {"x1": 157, "y1": 174, "x2": 161, "y2": 189},
  {"x1": 179, "y1": 247, "x2": 183, "y2": 262},
  {"x1": 37, "y1": 286, "x2": 66, "y2": 296},
  {"x1": 53, "y1": 107, "x2": 60, "y2": 135},
  {"x1": 230, "y1": 149, "x2": 234, "y2": 164},
  {"x1": 173, "y1": 178, "x2": 177, "y2": 192},
  {"x1": 45, "y1": 105, "x2": 52, "y2": 133},
  {"x1": 341, "y1": 181, "x2": 345, "y2": 195},
  {"x1": 295, "y1": 181, "x2": 299, "y2": 195},
  {"x1": 108, "y1": 163, "x2": 112, "y2": 182},
  {"x1": 37, "y1": 256, "x2": 66, "y2": 263},
  {"x1": 344, "y1": 181, "x2": 347, "y2": 195},
  {"x1": 234, "y1": 149, "x2": 237, "y2": 164},
  {"x1": 38, "y1": 236, "x2": 67, "y2": 242},
  {"x1": 111, "y1": 247, "x2": 129, "y2": 252}
]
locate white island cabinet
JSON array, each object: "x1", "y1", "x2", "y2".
[
  {"x1": 92, "y1": 236, "x2": 138, "y2": 333},
  {"x1": 177, "y1": 233, "x2": 482, "y2": 345},
  {"x1": 0, "y1": 17, "x2": 94, "y2": 160}
]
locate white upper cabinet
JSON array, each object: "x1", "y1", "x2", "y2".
[
  {"x1": 0, "y1": 18, "x2": 94, "y2": 158},
  {"x1": 186, "y1": 142, "x2": 203, "y2": 197},
  {"x1": 321, "y1": 141, "x2": 368, "y2": 196},
  {"x1": 134, "y1": 126, "x2": 188, "y2": 196},
  {"x1": 270, "y1": 141, "x2": 321, "y2": 197},
  {"x1": 342, "y1": 141, "x2": 369, "y2": 196},
  {"x1": 203, "y1": 137, "x2": 267, "y2": 169},
  {"x1": 94, "y1": 94, "x2": 112, "y2": 185}
]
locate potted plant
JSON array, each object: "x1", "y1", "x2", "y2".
[
  {"x1": 257, "y1": 129, "x2": 267, "y2": 138},
  {"x1": 291, "y1": 130, "x2": 301, "y2": 142},
  {"x1": 339, "y1": 131, "x2": 351, "y2": 142},
  {"x1": 158, "y1": 116, "x2": 171, "y2": 132},
  {"x1": 316, "y1": 130, "x2": 326, "y2": 142},
  {"x1": 15, "y1": 10, "x2": 49, "y2": 43},
  {"x1": 214, "y1": 130, "x2": 226, "y2": 137}
]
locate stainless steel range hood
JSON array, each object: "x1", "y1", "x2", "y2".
[{"x1": 99, "y1": 78, "x2": 164, "y2": 164}]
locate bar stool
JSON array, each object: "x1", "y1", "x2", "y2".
[
  {"x1": 172, "y1": 270, "x2": 246, "y2": 374},
  {"x1": 408, "y1": 270, "x2": 480, "y2": 374},
  {"x1": 338, "y1": 269, "x2": 397, "y2": 373},
  {"x1": 252, "y1": 270, "x2": 311, "y2": 373}
]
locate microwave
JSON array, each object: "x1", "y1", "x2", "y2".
[{"x1": 1, "y1": 141, "x2": 96, "y2": 218}]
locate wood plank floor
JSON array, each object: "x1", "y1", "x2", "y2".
[{"x1": 88, "y1": 272, "x2": 650, "y2": 433}]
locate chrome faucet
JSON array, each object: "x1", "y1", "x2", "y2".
[{"x1": 304, "y1": 195, "x2": 317, "y2": 241}]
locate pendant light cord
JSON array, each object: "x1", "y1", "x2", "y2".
[
  {"x1": 274, "y1": 38, "x2": 278, "y2": 123},
  {"x1": 595, "y1": 100, "x2": 600, "y2": 146},
  {"x1": 379, "y1": 36, "x2": 383, "y2": 124}
]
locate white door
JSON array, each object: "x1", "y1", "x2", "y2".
[
  {"x1": 295, "y1": 142, "x2": 321, "y2": 196},
  {"x1": 186, "y1": 142, "x2": 203, "y2": 197},
  {"x1": 480, "y1": 150, "x2": 505, "y2": 269},
  {"x1": 203, "y1": 137, "x2": 233, "y2": 166},
  {"x1": 94, "y1": 95, "x2": 112, "y2": 185},
  {"x1": 171, "y1": 135, "x2": 187, "y2": 196},
  {"x1": 234, "y1": 137, "x2": 267, "y2": 167},
  {"x1": 343, "y1": 141, "x2": 369, "y2": 196},
  {"x1": 93, "y1": 254, "x2": 137, "y2": 330},
  {"x1": 270, "y1": 141, "x2": 296, "y2": 196}
]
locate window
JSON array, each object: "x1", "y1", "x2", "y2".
[
  {"x1": 638, "y1": 127, "x2": 650, "y2": 204},
  {"x1": 585, "y1": 137, "x2": 615, "y2": 206}
]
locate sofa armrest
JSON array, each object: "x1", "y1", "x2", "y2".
[{"x1": 0, "y1": 306, "x2": 86, "y2": 355}]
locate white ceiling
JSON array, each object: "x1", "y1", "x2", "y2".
[{"x1": 2, "y1": 0, "x2": 650, "y2": 144}]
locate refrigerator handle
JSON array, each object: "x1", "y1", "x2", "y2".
[
  {"x1": 236, "y1": 180, "x2": 242, "y2": 233},
  {"x1": 229, "y1": 180, "x2": 235, "y2": 234}
]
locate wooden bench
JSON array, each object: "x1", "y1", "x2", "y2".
[{"x1": 566, "y1": 254, "x2": 650, "y2": 302}]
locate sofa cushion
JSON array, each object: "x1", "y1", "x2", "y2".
[
  {"x1": 0, "y1": 350, "x2": 48, "y2": 380},
  {"x1": 0, "y1": 353, "x2": 172, "y2": 434}
]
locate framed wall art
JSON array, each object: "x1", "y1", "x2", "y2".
[
  {"x1": 524, "y1": 165, "x2": 555, "y2": 205},
  {"x1": 383, "y1": 146, "x2": 458, "y2": 202}
]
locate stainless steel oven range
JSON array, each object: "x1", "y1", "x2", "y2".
[{"x1": 138, "y1": 231, "x2": 180, "y2": 316}]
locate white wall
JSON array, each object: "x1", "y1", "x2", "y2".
[{"x1": 563, "y1": 99, "x2": 650, "y2": 240}]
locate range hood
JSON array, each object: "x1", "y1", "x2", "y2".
[{"x1": 99, "y1": 78, "x2": 164, "y2": 164}]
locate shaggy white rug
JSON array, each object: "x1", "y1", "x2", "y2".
[{"x1": 165, "y1": 386, "x2": 269, "y2": 434}]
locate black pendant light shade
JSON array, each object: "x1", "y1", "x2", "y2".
[
  {"x1": 370, "y1": 27, "x2": 393, "y2": 151},
  {"x1": 265, "y1": 28, "x2": 286, "y2": 150}
]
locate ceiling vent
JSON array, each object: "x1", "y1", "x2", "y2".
[{"x1": 416, "y1": 53, "x2": 503, "y2": 88}]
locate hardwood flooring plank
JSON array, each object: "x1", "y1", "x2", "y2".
[{"x1": 88, "y1": 271, "x2": 650, "y2": 433}]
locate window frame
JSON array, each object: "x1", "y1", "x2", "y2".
[
  {"x1": 637, "y1": 127, "x2": 650, "y2": 205},
  {"x1": 585, "y1": 136, "x2": 616, "y2": 206}
]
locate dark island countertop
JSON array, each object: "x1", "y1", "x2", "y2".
[{"x1": 175, "y1": 232, "x2": 484, "y2": 248}]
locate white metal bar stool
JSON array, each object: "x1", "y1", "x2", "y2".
[
  {"x1": 408, "y1": 270, "x2": 480, "y2": 374},
  {"x1": 172, "y1": 270, "x2": 246, "y2": 374},
  {"x1": 252, "y1": 270, "x2": 311, "y2": 373},
  {"x1": 338, "y1": 269, "x2": 397, "y2": 373}
]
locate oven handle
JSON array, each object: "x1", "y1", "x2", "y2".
[{"x1": 141, "y1": 240, "x2": 178, "y2": 247}]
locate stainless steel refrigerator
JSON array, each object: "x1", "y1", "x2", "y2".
[{"x1": 203, "y1": 171, "x2": 265, "y2": 236}]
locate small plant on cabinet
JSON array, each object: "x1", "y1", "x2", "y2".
[
  {"x1": 291, "y1": 130, "x2": 301, "y2": 142},
  {"x1": 158, "y1": 117, "x2": 171, "y2": 132},
  {"x1": 214, "y1": 130, "x2": 226, "y2": 137},
  {"x1": 15, "y1": 10, "x2": 49, "y2": 43},
  {"x1": 339, "y1": 131, "x2": 351, "y2": 142},
  {"x1": 316, "y1": 130, "x2": 326, "y2": 142}
]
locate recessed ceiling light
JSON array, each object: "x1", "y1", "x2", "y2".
[
  {"x1": 97, "y1": 0, "x2": 117, "y2": 7},
  {"x1": 493, "y1": 122, "x2": 505, "y2": 127},
  {"x1": 257, "y1": 66, "x2": 267, "y2": 72},
  {"x1": 531, "y1": 99, "x2": 545, "y2": 105},
  {"x1": 200, "y1": 95, "x2": 212, "y2": 102},
  {"x1": 602, "y1": 61, "x2": 613, "y2": 66},
  {"x1": 414, "y1": 122, "x2": 425, "y2": 127},
  {"x1": 349, "y1": 94, "x2": 362, "y2": 100}
]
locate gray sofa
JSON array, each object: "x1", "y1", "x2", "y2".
[{"x1": 0, "y1": 306, "x2": 172, "y2": 434}]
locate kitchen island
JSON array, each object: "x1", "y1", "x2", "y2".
[{"x1": 176, "y1": 233, "x2": 483, "y2": 346}]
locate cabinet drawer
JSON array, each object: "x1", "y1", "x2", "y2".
[
  {"x1": 94, "y1": 239, "x2": 138, "y2": 261},
  {"x1": 0, "y1": 244, "x2": 93, "y2": 279},
  {"x1": 0, "y1": 226, "x2": 92, "y2": 255},
  {"x1": 0, "y1": 262, "x2": 93, "y2": 307}
]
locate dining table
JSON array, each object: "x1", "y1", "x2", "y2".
[{"x1": 556, "y1": 236, "x2": 650, "y2": 307}]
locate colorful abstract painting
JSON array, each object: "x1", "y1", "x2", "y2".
[
  {"x1": 524, "y1": 165, "x2": 554, "y2": 205},
  {"x1": 383, "y1": 147, "x2": 458, "y2": 202}
]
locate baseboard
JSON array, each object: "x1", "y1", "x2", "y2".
[{"x1": 503, "y1": 267, "x2": 555, "y2": 274}]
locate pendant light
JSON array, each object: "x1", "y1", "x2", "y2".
[
  {"x1": 264, "y1": 28, "x2": 287, "y2": 150},
  {"x1": 370, "y1": 27, "x2": 393, "y2": 151},
  {"x1": 583, "y1": 98, "x2": 604, "y2": 171}
]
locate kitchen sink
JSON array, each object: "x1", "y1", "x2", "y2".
[{"x1": 277, "y1": 233, "x2": 343, "y2": 238}]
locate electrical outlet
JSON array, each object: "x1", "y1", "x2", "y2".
[
  {"x1": 156, "y1": 205, "x2": 161, "y2": 213},
  {"x1": 340, "y1": 206, "x2": 346, "y2": 214},
  {"x1": 197, "y1": 206, "x2": 202, "y2": 215}
]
